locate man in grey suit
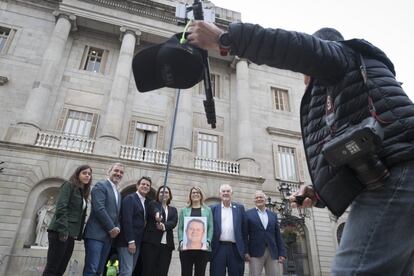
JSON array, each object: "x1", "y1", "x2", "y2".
[{"x1": 83, "y1": 163, "x2": 124, "y2": 276}]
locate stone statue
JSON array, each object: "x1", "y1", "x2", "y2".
[{"x1": 34, "y1": 196, "x2": 56, "y2": 247}]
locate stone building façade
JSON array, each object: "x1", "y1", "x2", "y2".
[{"x1": 0, "y1": 0, "x2": 347, "y2": 275}]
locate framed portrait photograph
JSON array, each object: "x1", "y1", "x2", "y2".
[{"x1": 183, "y1": 216, "x2": 208, "y2": 251}]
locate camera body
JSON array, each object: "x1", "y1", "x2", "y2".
[{"x1": 322, "y1": 117, "x2": 389, "y2": 189}]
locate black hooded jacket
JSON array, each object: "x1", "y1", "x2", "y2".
[{"x1": 227, "y1": 23, "x2": 414, "y2": 215}]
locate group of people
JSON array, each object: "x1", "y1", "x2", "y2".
[
  {"x1": 41, "y1": 162, "x2": 287, "y2": 276},
  {"x1": 40, "y1": 14, "x2": 414, "y2": 276}
]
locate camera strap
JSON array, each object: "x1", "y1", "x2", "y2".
[
  {"x1": 325, "y1": 54, "x2": 387, "y2": 135},
  {"x1": 359, "y1": 54, "x2": 390, "y2": 124}
]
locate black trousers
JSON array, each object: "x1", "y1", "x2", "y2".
[
  {"x1": 141, "y1": 242, "x2": 173, "y2": 276},
  {"x1": 42, "y1": 231, "x2": 75, "y2": 276},
  {"x1": 179, "y1": 250, "x2": 210, "y2": 276}
]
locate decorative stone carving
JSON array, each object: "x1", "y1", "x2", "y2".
[{"x1": 34, "y1": 196, "x2": 56, "y2": 247}]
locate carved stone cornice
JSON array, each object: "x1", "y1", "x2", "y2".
[
  {"x1": 82, "y1": 0, "x2": 178, "y2": 24},
  {"x1": 80, "y1": 0, "x2": 231, "y2": 28},
  {"x1": 266, "y1": 127, "x2": 302, "y2": 139}
]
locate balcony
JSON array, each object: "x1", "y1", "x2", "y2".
[
  {"x1": 194, "y1": 156, "x2": 240, "y2": 175},
  {"x1": 120, "y1": 145, "x2": 168, "y2": 165},
  {"x1": 35, "y1": 132, "x2": 95, "y2": 154}
]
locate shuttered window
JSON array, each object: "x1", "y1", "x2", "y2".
[
  {"x1": 272, "y1": 87, "x2": 290, "y2": 111},
  {"x1": 57, "y1": 108, "x2": 99, "y2": 139},
  {"x1": 199, "y1": 73, "x2": 220, "y2": 98},
  {"x1": 197, "y1": 133, "x2": 219, "y2": 159},
  {"x1": 277, "y1": 145, "x2": 298, "y2": 181}
]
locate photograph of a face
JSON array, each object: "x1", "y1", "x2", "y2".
[{"x1": 183, "y1": 216, "x2": 208, "y2": 250}]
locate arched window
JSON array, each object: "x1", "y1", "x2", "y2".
[
  {"x1": 121, "y1": 184, "x2": 156, "y2": 200},
  {"x1": 280, "y1": 218, "x2": 311, "y2": 276},
  {"x1": 204, "y1": 197, "x2": 220, "y2": 206}
]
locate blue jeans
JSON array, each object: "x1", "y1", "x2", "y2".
[
  {"x1": 117, "y1": 246, "x2": 140, "y2": 276},
  {"x1": 83, "y1": 238, "x2": 112, "y2": 276},
  {"x1": 332, "y1": 160, "x2": 414, "y2": 275}
]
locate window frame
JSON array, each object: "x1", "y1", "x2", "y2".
[
  {"x1": 126, "y1": 119, "x2": 164, "y2": 150},
  {"x1": 0, "y1": 26, "x2": 16, "y2": 55},
  {"x1": 272, "y1": 87, "x2": 290, "y2": 112},
  {"x1": 79, "y1": 45, "x2": 108, "y2": 74},
  {"x1": 199, "y1": 73, "x2": 220, "y2": 98},
  {"x1": 194, "y1": 131, "x2": 224, "y2": 160},
  {"x1": 273, "y1": 144, "x2": 301, "y2": 182},
  {"x1": 56, "y1": 108, "x2": 99, "y2": 139}
]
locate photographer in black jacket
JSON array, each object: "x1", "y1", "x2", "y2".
[{"x1": 187, "y1": 21, "x2": 414, "y2": 275}]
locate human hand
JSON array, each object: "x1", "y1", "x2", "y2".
[
  {"x1": 109, "y1": 227, "x2": 120, "y2": 238},
  {"x1": 187, "y1": 20, "x2": 224, "y2": 51},
  {"x1": 278, "y1": 256, "x2": 286, "y2": 263},
  {"x1": 155, "y1": 212, "x2": 163, "y2": 223},
  {"x1": 244, "y1": 253, "x2": 251, "y2": 262},
  {"x1": 289, "y1": 185, "x2": 316, "y2": 208},
  {"x1": 156, "y1": 222, "x2": 165, "y2": 231},
  {"x1": 128, "y1": 242, "x2": 136, "y2": 254}
]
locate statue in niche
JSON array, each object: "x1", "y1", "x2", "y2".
[{"x1": 34, "y1": 196, "x2": 56, "y2": 247}]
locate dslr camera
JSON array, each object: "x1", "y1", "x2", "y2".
[{"x1": 322, "y1": 117, "x2": 390, "y2": 190}]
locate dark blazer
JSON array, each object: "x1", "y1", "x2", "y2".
[
  {"x1": 48, "y1": 181, "x2": 87, "y2": 239},
  {"x1": 246, "y1": 208, "x2": 286, "y2": 259},
  {"x1": 83, "y1": 179, "x2": 121, "y2": 243},
  {"x1": 142, "y1": 200, "x2": 178, "y2": 250},
  {"x1": 210, "y1": 202, "x2": 247, "y2": 260},
  {"x1": 115, "y1": 192, "x2": 148, "y2": 247}
]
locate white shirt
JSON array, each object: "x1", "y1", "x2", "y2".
[
  {"x1": 256, "y1": 207, "x2": 268, "y2": 229},
  {"x1": 161, "y1": 205, "x2": 168, "y2": 244},
  {"x1": 219, "y1": 203, "x2": 235, "y2": 242},
  {"x1": 107, "y1": 178, "x2": 119, "y2": 205}
]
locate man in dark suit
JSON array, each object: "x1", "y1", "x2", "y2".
[
  {"x1": 116, "y1": 176, "x2": 151, "y2": 276},
  {"x1": 83, "y1": 163, "x2": 124, "y2": 276},
  {"x1": 246, "y1": 190, "x2": 286, "y2": 276},
  {"x1": 210, "y1": 184, "x2": 247, "y2": 276}
]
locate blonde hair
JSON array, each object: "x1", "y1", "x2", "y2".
[{"x1": 187, "y1": 186, "x2": 205, "y2": 207}]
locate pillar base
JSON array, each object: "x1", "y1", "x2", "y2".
[
  {"x1": 172, "y1": 147, "x2": 194, "y2": 168},
  {"x1": 237, "y1": 158, "x2": 258, "y2": 177},
  {"x1": 4, "y1": 124, "x2": 39, "y2": 145},
  {"x1": 94, "y1": 136, "x2": 121, "y2": 157}
]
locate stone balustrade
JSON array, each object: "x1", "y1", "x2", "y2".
[
  {"x1": 35, "y1": 132, "x2": 95, "y2": 154},
  {"x1": 120, "y1": 145, "x2": 168, "y2": 165},
  {"x1": 194, "y1": 156, "x2": 240, "y2": 175}
]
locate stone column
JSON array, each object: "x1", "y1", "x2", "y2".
[
  {"x1": 235, "y1": 58, "x2": 257, "y2": 176},
  {"x1": 6, "y1": 12, "x2": 75, "y2": 144},
  {"x1": 94, "y1": 27, "x2": 141, "y2": 156},
  {"x1": 171, "y1": 87, "x2": 194, "y2": 168}
]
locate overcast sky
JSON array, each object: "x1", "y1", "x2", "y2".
[{"x1": 212, "y1": 0, "x2": 413, "y2": 100}]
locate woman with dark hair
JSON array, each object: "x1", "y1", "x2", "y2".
[
  {"x1": 141, "y1": 186, "x2": 178, "y2": 276},
  {"x1": 42, "y1": 164, "x2": 92, "y2": 276},
  {"x1": 178, "y1": 186, "x2": 213, "y2": 276}
]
